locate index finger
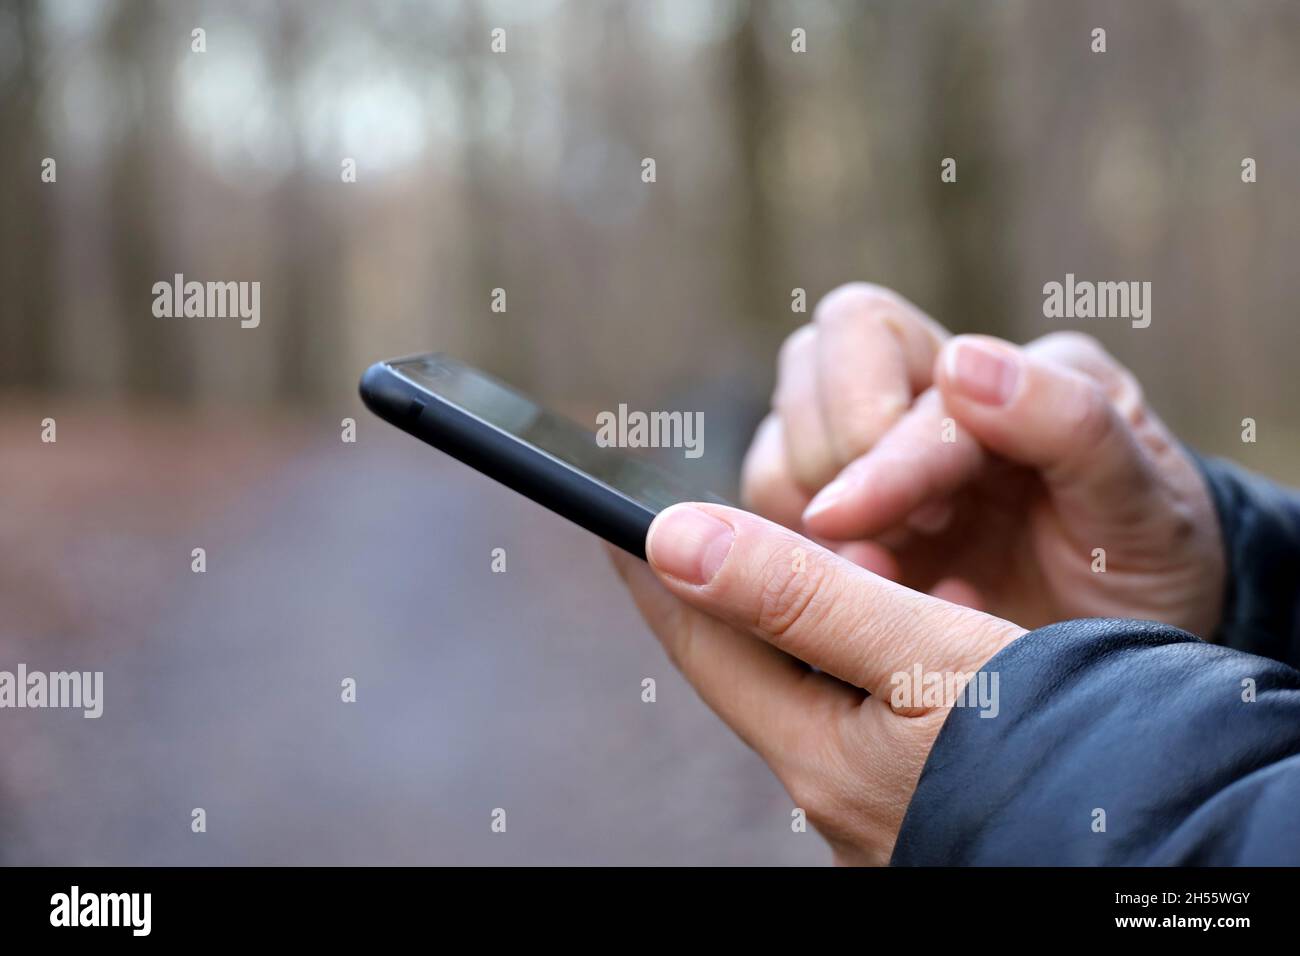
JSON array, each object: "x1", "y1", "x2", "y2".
[{"x1": 803, "y1": 387, "x2": 985, "y2": 539}]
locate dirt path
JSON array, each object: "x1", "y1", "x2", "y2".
[{"x1": 0, "y1": 405, "x2": 822, "y2": 864}]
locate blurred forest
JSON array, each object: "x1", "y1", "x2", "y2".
[
  {"x1": 1, "y1": 0, "x2": 1297, "y2": 477},
  {"x1": 1, "y1": 0, "x2": 1299, "y2": 865}
]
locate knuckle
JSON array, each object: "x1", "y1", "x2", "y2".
[
  {"x1": 815, "y1": 281, "x2": 901, "y2": 329},
  {"x1": 1037, "y1": 329, "x2": 1102, "y2": 355},
  {"x1": 1036, "y1": 331, "x2": 1144, "y2": 405},
  {"x1": 1064, "y1": 379, "x2": 1116, "y2": 450},
  {"x1": 739, "y1": 455, "x2": 784, "y2": 513},
  {"x1": 1113, "y1": 368, "x2": 1147, "y2": 423},
  {"x1": 754, "y1": 547, "x2": 830, "y2": 642},
  {"x1": 1164, "y1": 496, "x2": 1202, "y2": 550},
  {"x1": 777, "y1": 324, "x2": 816, "y2": 367},
  {"x1": 740, "y1": 422, "x2": 774, "y2": 477},
  {"x1": 738, "y1": 452, "x2": 764, "y2": 498},
  {"x1": 773, "y1": 328, "x2": 816, "y2": 411},
  {"x1": 838, "y1": 393, "x2": 909, "y2": 445}
]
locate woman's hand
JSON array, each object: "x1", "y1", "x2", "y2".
[
  {"x1": 742, "y1": 283, "x2": 1226, "y2": 637},
  {"x1": 610, "y1": 504, "x2": 1025, "y2": 865}
]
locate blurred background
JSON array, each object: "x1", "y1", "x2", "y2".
[{"x1": 1, "y1": 0, "x2": 1297, "y2": 864}]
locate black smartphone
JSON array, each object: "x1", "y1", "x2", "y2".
[{"x1": 359, "y1": 353, "x2": 729, "y2": 558}]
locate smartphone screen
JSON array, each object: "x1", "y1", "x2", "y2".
[{"x1": 388, "y1": 355, "x2": 725, "y2": 514}]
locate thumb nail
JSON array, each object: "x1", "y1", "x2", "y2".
[{"x1": 647, "y1": 506, "x2": 735, "y2": 585}]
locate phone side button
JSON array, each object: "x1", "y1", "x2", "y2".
[{"x1": 406, "y1": 398, "x2": 427, "y2": 419}]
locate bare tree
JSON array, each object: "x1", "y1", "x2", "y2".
[{"x1": 0, "y1": 0, "x2": 56, "y2": 389}]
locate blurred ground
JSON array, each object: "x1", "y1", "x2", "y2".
[{"x1": 0, "y1": 402, "x2": 822, "y2": 865}]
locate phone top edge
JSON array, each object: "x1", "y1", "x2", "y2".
[{"x1": 381, "y1": 361, "x2": 659, "y2": 522}]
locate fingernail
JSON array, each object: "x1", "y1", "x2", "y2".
[
  {"x1": 947, "y1": 339, "x2": 1021, "y2": 406},
  {"x1": 803, "y1": 477, "x2": 852, "y2": 522},
  {"x1": 647, "y1": 506, "x2": 735, "y2": 585}
]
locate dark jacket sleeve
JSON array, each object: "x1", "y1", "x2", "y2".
[
  {"x1": 1197, "y1": 455, "x2": 1300, "y2": 668},
  {"x1": 891, "y1": 619, "x2": 1300, "y2": 865}
]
